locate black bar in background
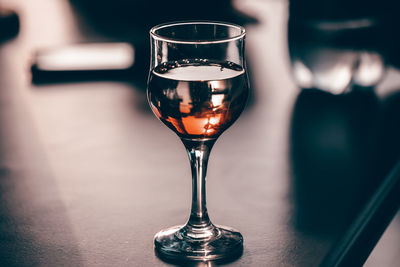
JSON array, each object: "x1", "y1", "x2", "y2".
[{"x1": 320, "y1": 161, "x2": 400, "y2": 267}]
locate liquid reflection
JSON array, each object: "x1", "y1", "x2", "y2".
[{"x1": 148, "y1": 60, "x2": 249, "y2": 139}]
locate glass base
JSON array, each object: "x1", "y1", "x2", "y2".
[{"x1": 154, "y1": 224, "x2": 243, "y2": 261}]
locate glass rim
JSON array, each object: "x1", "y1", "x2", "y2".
[{"x1": 150, "y1": 20, "x2": 246, "y2": 44}]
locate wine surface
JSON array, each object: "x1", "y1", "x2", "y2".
[{"x1": 148, "y1": 59, "x2": 249, "y2": 139}]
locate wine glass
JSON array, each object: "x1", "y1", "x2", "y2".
[{"x1": 147, "y1": 21, "x2": 249, "y2": 261}]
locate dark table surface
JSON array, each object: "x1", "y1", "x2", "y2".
[{"x1": 0, "y1": 0, "x2": 399, "y2": 266}]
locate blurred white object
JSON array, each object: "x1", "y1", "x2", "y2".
[
  {"x1": 292, "y1": 48, "x2": 385, "y2": 94},
  {"x1": 34, "y1": 42, "x2": 135, "y2": 71}
]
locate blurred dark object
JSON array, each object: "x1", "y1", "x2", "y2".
[
  {"x1": 68, "y1": 0, "x2": 256, "y2": 84},
  {"x1": 290, "y1": 81, "x2": 400, "y2": 238},
  {"x1": 288, "y1": 0, "x2": 390, "y2": 94},
  {"x1": 0, "y1": 7, "x2": 19, "y2": 42},
  {"x1": 289, "y1": 0, "x2": 386, "y2": 21},
  {"x1": 30, "y1": 1, "x2": 257, "y2": 86},
  {"x1": 70, "y1": 0, "x2": 256, "y2": 41},
  {"x1": 320, "y1": 161, "x2": 400, "y2": 267},
  {"x1": 379, "y1": 2, "x2": 400, "y2": 69},
  {"x1": 31, "y1": 43, "x2": 136, "y2": 84},
  {"x1": 288, "y1": 1, "x2": 400, "y2": 229},
  {"x1": 290, "y1": 89, "x2": 383, "y2": 235},
  {"x1": 377, "y1": 91, "x2": 400, "y2": 173}
]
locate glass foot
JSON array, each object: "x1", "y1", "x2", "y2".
[{"x1": 154, "y1": 225, "x2": 243, "y2": 261}]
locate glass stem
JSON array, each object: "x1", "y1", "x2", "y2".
[{"x1": 181, "y1": 138, "x2": 217, "y2": 239}]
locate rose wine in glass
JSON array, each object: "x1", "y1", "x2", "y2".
[{"x1": 147, "y1": 21, "x2": 249, "y2": 261}]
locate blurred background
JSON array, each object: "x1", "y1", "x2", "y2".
[{"x1": 0, "y1": 0, "x2": 399, "y2": 266}]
